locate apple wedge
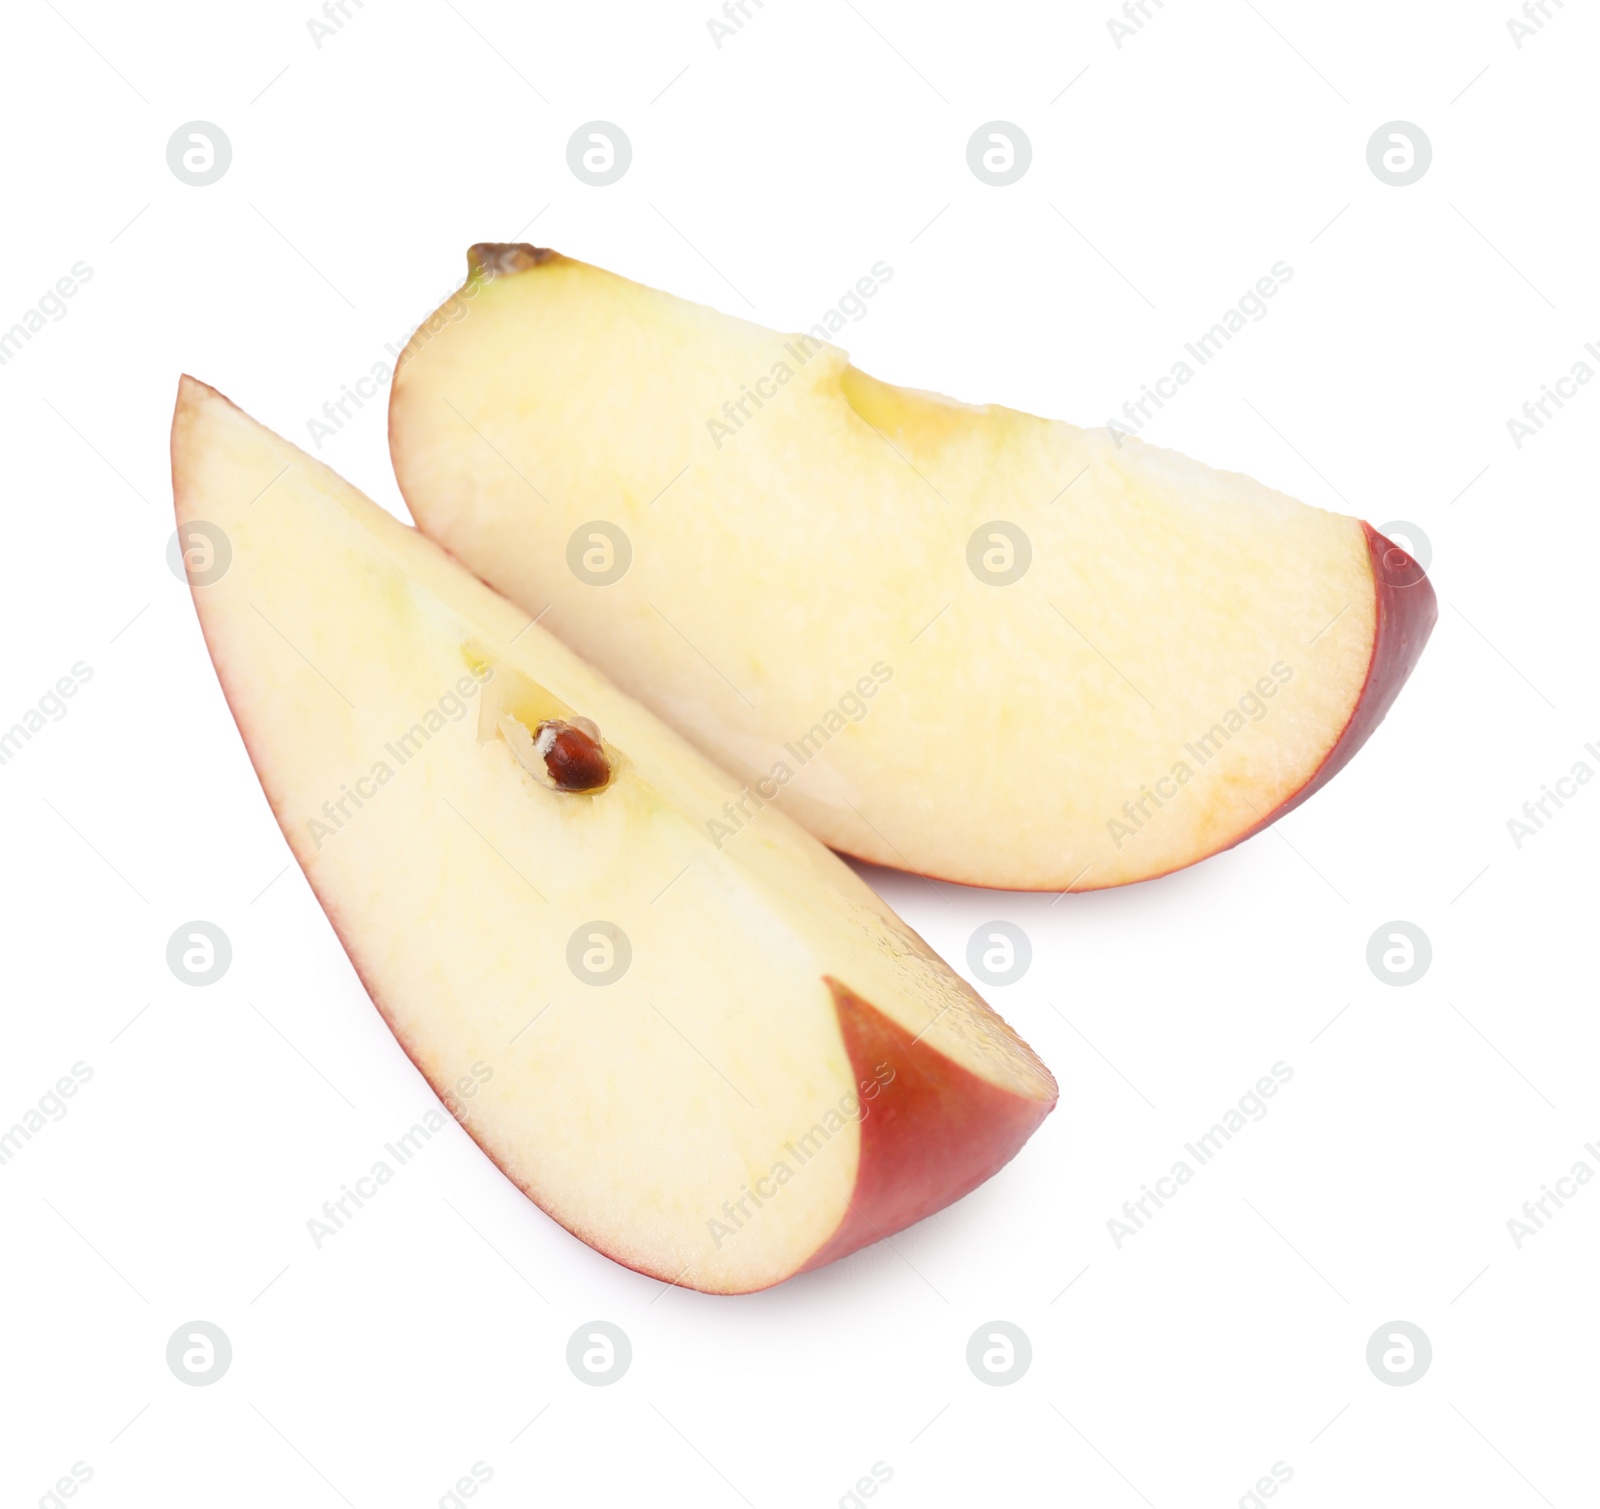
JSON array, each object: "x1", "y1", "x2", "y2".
[
  {"x1": 388, "y1": 246, "x2": 1436, "y2": 891},
  {"x1": 172, "y1": 377, "x2": 1055, "y2": 1294}
]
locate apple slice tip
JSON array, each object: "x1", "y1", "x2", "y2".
[{"x1": 797, "y1": 976, "x2": 1057, "y2": 1276}]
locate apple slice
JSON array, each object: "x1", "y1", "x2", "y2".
[
  {"x1": 388, "y1": 246, "x2": 1436, "y2": 891},
  {"x1": 172, "y1": 377, "x2": 1055, "y2": 1294}
]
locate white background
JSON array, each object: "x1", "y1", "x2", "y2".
[{"x1": 1, "y1": 2, "x2": 1596, "y2": 1505}]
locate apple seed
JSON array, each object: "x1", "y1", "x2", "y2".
[{"x1": 535, "y1": 719, "x2": 611, "y2": 792}]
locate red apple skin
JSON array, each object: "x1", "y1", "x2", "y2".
[
  {"x1": 863, "y1": 521, "x2": 1437, "y2": 894},
  {"x1": 799, "y1": 979, "x2": 1058, "y2": 1276},
  {"x1": 1224, "y1": 521, "x2": 1437, "y2": 850}
]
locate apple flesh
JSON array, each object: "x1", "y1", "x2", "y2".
[
  {"x1": 388, "y1": 246, "x2": 1437, "y2": 891},
  {"x1": 171, "y1": 377, "x2": 1056, "y2": 1293}
]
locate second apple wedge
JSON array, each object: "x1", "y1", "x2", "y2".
[
  {"x1": 172, "y1": 377, "x2": 1056, "y2": 1294},
  {"x1": 388, "y1": 246, "x2": 1436, "y2": 892}
]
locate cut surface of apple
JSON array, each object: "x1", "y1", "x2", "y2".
[
  {"x1": 388, "y1": 246, "x2": 1437, "y2": 891},
  {"x1": 172, "y1": 377, "x2": 1055, "y2": 1294}
]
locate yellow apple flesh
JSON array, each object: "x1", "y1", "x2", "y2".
[{"x1": 388, "y1": 247, "x2": 1436, "y2": 891}]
